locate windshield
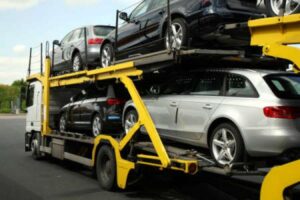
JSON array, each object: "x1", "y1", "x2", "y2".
[
  {"x1": 94, "y1": 26, "x2": 114, "y2": 36},
  {"x1": 264, "y1": 74, "x2": 300, "y2": 99}
]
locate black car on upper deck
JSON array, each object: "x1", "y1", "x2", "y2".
[{"x1": 99, "y1": 0, "x2": 264, "y2": 68}]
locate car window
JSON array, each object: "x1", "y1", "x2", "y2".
[
  {"x1": 264, "y1": 74, "x2": 300, "y2": 99},
  {"x1": 190, "y1": 73, "x2": 224, "y2": 96},
  {"x1": 94, "y1": 26, "x2": 114, "y2": 36},
  {"x1": 130, "y1": 0, "x2": 152, "y2": 19},
  {"x1": 161, "y1": 75, "x2": 193, "y2": 95},
  {"x1": 61, "y1": 31, "x2": 74, "y2": 45},
  {"x1": 225, "y1": 73, "x2": 258, "y2": 97},
  {"x1": 151, "y1": 0, "x2": 167, "y2": 10},
  {"x1": 69, "y1": 29, "x2": 82, "y2": 42}
]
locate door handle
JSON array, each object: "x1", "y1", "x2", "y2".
[
  {"x1": 170, "y1": 102, "x2": 178, "y2": 107},
  {"x1": 203, "y1": 104, "x2": 213, "y2": 110}
]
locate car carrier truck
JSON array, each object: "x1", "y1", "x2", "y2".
[{"x1": 25, "y1": 13, "x2": 300, "y2": 200}]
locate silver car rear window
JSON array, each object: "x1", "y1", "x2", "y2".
[
  {"x1": 94, "y1": 26, "x2": 114, "y2": 36},
  {"x1": 264, "y1": 74, "x2": 300, "y2": 99}
]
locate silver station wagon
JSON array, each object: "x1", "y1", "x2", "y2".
[{"x1": 123, "y1": 69, "x2": 300, "y2": 166}]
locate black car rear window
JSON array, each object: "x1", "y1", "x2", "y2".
[
  {"x1": 264, "y1": 74, "x2": 300, "y2": 99},
  {"x1": 94, "y1": 26, "x2": 114, "y2": 36}
]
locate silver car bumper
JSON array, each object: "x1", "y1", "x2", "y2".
[{"x1": 243, "y1": 127, "x2": 300, "y2": 157}]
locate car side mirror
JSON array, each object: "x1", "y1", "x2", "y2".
[
  {"x1": 53, "y1": 40, "x2": 61, "y2": 46},
  {"x1": 119, "y1": 12, "x2": 129, "y2": 22},
  {"x1": 150, "y1": 85, "x2": 161, "y2": 95}
]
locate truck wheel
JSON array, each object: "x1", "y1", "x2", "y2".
[
  {"x1": 209, "y1": 123, "x2": 244, "y2": 167},
  {"x1": 31, "y1": 132, "x2": 42, "y2": 160},
  {"x1": 96, "y1": 145, "x2": 116, "y2": 190}
]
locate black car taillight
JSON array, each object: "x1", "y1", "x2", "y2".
[
  {"x1": 263, "y1": 106, "x2": 300, "y2": 119},
  {"x1": 106, "y1": 98, "x2": 125, "y2": 106}
]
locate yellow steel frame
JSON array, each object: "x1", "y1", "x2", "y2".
[{"x1": 249, "y1": 14, "x2": 300, "y2": 72}]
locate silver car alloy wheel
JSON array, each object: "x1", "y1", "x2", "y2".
[
  {"x1": 270, "y1": 0, "x2": 300, "y2": 15},
  {"x1": 73, "y1": 55, "x2": 81, "y2": 72},
  {"x1": 166, "y1": 22, "x2": 183, "y2": 50},
  {"x1": 124, "y1": 112, "x2": 137, "y2": 134},
  {"x1": 93, "y1": 116, "x2": 102, "y2": 137},
  {"x1": 101, "y1": 46, "x2": 112, "y2": 68},
  {"x1": 59, "y1": 115, "x2": 66, "y2": 132},
  {"x1": 212, "y1": 128, "x2": 237, "y2": 165}
]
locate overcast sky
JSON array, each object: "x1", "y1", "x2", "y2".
[{"x1": 0, "y1": 0, "x2": 139, "y2": 85}]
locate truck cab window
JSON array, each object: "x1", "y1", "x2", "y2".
[{"x1": 26, "y1": 85, "x2": 35, "y2": 107}]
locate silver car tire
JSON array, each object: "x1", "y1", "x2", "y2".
[
  {"x1": 165, "y1": 18, "x2": 188, "y2": 50},
  {"x1": 92, "y1": 114, "x2": 102, "y2": 137},
  {"x1": 100, "y1": 43, "x2": 114, "y2": 68},
  {"x1": 72, "y1": 53, "x2": 83, "y2": 72},
  {"x1": 210, "y1": 123, "x2": 244, "y2": 166},
  {"x1": 59, "y1": 114, "x2": 67, "y2": 132},
  {"x1": 124, "y1": 110, "x2": 138, "y2": 134},
  {"x1": 265, "y1": 0, "x2": 300, "y2": 16}
]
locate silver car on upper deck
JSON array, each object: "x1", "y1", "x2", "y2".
[
  {"x1": 123, "y1": 69, "x2": 300, "y2": 166},
  {"x1": 52, "y1": 25, "x2": 114, "y2": 75}
]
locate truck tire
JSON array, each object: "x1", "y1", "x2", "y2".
[
  {"x1": 31, "y1": 132, "x2": 42, "y2": 160},
  {"x1": 96, "y1": 145, "x2": 116, "y2": 190}
]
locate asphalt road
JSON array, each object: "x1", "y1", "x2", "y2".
[{"x1": 0, "y1": 116, "x2": 263, "y2": 200}]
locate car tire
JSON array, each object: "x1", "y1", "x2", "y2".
[
  {"x1": 209, "y1": 123, "x2": 244, "y2": 167},
  {"x1": 100, "y1": 43, "x2": 114, "y2": 68},
  {"x1": 96, "y1": 145, "x2": 116, "y2": 191},
  {"x1": 72, "y1": 52, "x2": 83, "y2": 72},
  {"x1": 59, "y1": 114, "x2": 68, "y2": 132},
  {"x1": 31, "y1": 132, "x2": 42, "y2": 160},
  {"x1": 265, "y1": 0, "x2": 300, "y2": 16},
  {"x1": 92, "y1": 114, "x2": 103, "y2": 137},
  {"x1": 165, "y1": 18, "x2": 188, "y2": 50},
  {"x1": 124, "y1": 109, "x2": 138, "y2": 134}
]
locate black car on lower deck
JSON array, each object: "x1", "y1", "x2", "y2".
[
  {"x1": 58, "y1": 84, "x2": 128, "y2": 137},
  {"x1": 99, "y1": 0, "x2": 263, "y2": 67}
]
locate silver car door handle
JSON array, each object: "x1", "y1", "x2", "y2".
[
  {"x1": 203, "y1": 104, "x2": 213, "y2": 110},
  {"x1": 170, "y1": 102, "x2": 178, "y2": 107}
]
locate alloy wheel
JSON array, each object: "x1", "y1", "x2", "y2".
[
  {"x1": 59, "y1": 115, "x2": 67, "y2": 132},
  {"x1": 270, "y1": 0, "x2": 300, "y2": 15},
  {"x1": 73, "y1": 55, "x2": 81, "y2": 72},
  {"x1": 124, "y1": 111, "x2": 138, "y2": 134},
  {"x1": 212, "y1": 128, "x2": 237, "y2": 165},
  {"x1": 101, "y1": 46, "x2": 112, "y2": 68},
  {"x1": 166, "y1": 22, "x2": 184, "y2": 50},
  {"x1": 92, "y1": 115, "x2": 102, "y2": 137}
]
